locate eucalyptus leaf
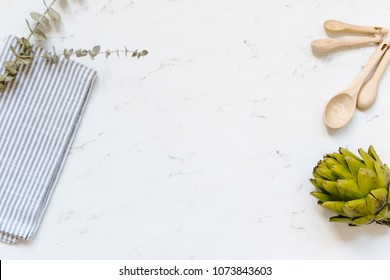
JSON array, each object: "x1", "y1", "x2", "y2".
[
  {"x1": 21, "y1": 37, "x2": 32, "y2": 50},
  {"x1": 92, "y1": 45, "x2": 101, "y2": 54},
  {"x1": 0, "y1": 75, "x2": 6, "y2": 82},
  {"x1": 75, "y1": 49, "x2": 88, "y2": 57},
  {"x1": 52, "y1": 53, "x2": 59, "y2": 64},
  {"x1": 16, "y1": 57, "x2": 32, "y2": 65},
  {"x1": 3, "y1": 61, "x2": 15, "y2": 68},
  {"x1": 30, "y1": 12, "x2": 49, "y2": 25},
  {"x1": 10, "y1": 46, "x2": 19, "y2": 57},
  {"x1": 16, "y1": 57, "x2": 24, "y2": 65},
  {"x1": 0, "y1": 82, "x2": 5, "y2": 92},
  {"x1": 124, "y1": 46, "x2": 129, "y2": 57},
  {"x1": 43, "y1": 51, "x2": 53, "y2": 61},
  {"x1": 48, "y1": 8, "x2": 61, "y2": 21},
  {"x1": 3, "y1": 61, "x2": 17, "y2": 71},
  {"x1": 88, "y1": 45, "x2": 101, "y2": 59},
  {"x1": 17, "y1": 53, "x2": 33, "y2": 59},
  {"x1": 51, "y1": 46, "x2": 59, "y2": 64},
  {"x1": 92, "y1": 45, "x2": 101, "y2": 53},
  {"x1": 16, "y1": 37, "x2": 24, "y2": 45},
  {"x1": 5, "y1": 75, "x2": 15, "y2": 82},
  {"x1": 88, "y1": 51, "x2": 96, "y2": 59},
  {"x1": 63, "y1": 48, "x2": 74, "y2": 59},
  {"x1": 4, "y1": 65, "x2": 17, "y2": 75},
  {"x1": 132, "y1": 51, "x2": 138, "y2": 58},
  {"x1": 33, "y1": 28, "x2": 47, "y2": 40},
  {"x1": 25, "y1": 19, "x2": 35, "y2": 34},
  {"x1": 141, "y1": 50, "x2": 148, "y2": 56}
]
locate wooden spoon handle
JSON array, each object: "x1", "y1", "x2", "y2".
[
  {"x1": 357, "y1": 47, "x2": 390, "y2": 110},
  {"x1": 324, "y1": 20, "x2": 388, "y2": 35},
  {"x1": 347, "y1": 39, "x2": 390, "y2": 98},
  {"x1": 311, "y1": 36, "x2": 381, "y2": 53}
]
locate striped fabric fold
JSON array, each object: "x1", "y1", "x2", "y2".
[{"x1": 0, "y1": 35, "x2": 96, "y2": 244}]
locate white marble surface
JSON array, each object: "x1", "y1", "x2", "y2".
[{"x1": 1, "y1": 0, "x2": 390, "y2": 259}]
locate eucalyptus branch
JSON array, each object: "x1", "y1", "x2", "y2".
[
  {"x1": 41, "y1": 45, "x2": 148, "y2": 63},
  {"x1": 27, "y1": 0, "x2": 59, "y2": 41},
  {"x1": 0, "y1": 0, "x2": 148, "y2": 93},
  {"x1": 0, "y1": 0, "x2": 60, "y2": 92}
]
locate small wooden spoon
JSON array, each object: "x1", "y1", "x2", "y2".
[
  {"x1": 324, "y1": 39, "x2": 389, "y2": 129},
  {"x1": 311, "y1": 36, "x2": 382, "y2": 54},
  {"x1": 357, "y1": 46, "x2": 390, "y2": 110},
  {"x1": 324, "y1": 20, "x2": 388, "y2": 35}
]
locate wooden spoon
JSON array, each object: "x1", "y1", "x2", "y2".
[
  {"x1": 323, "y1": 39, "x2": 389, "y2": 129},
  {"x1": 311, "y1": 36, "x2": 382, "y2": 54},
  {"x1": 324, "y1": 20, "x2": 388, "y2": 35},
  {"x1": 357, "y1": 45, "x2": 390, "y2": 110}
]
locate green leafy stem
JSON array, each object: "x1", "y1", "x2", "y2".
[{"x1": 0, "y1": 0, "x2": 148, "y2": 93}]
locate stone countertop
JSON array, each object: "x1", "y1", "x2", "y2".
[{"x1": 1, "y1": 0, "x2": 390, "y2": 259}]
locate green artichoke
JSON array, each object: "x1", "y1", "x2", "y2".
[{"x1": 310, "y1": 146, "x2": 390, "y2": 226}]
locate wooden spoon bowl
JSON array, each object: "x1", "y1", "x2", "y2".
[{"x1": 324, "y1": 93, "x2": 355, "y2": 129}]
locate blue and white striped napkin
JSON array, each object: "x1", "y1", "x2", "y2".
[{"x1": 0, "y1": 35, "x2": 96, "y2": 244}]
